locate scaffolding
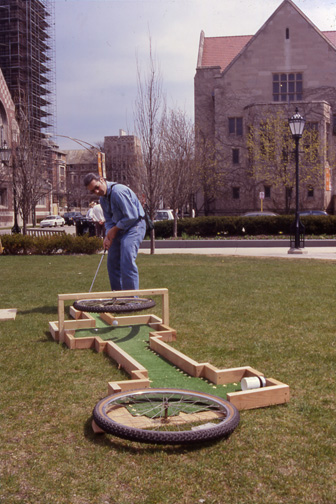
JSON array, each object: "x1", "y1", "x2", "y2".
[{"x1": 0, "y1": 0, "x2": 56, "y2": 139}]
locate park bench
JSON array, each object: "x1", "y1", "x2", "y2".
[{"x1": 27, "y1": 229, "x2": 66, "y2": 238}]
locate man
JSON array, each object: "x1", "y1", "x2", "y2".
[
  {"x1": 91, "y1": 202, "x2": 105, "y2": 238},
  {"x1": 83, "y1": 173, "x2": 146, "y2": 291},
  {"x1": 86, "y1": 201, "x2": 95, "y2": 219}
]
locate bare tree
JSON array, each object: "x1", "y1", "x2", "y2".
[
  {"x1": 12, "y1": 108, "x2": 51, "y2": 234},
  {"x1": 134, "y1": 37, "x2": 166, "y2": 254},
  {"x1": 194, "y1": 129, "x2": 221, "y2": 215},
  {"x1": 161, "y1": 108, "x2": 195, "y2": 236}
]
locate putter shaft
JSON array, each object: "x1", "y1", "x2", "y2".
[{"x1": 89, "y1": 252, "x2": 105, "y2": 292}]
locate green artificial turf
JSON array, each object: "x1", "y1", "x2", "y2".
[{"x1": 74, "y1": 321, "x2": 240, "y2": 397}]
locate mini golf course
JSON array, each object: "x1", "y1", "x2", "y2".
[{"x1": 49, "y1": 288, "x2": 290, "y2": 444}]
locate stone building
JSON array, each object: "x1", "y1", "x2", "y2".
[
  {"x1": 0, "y1": 68, "x2": 19, "y2": 227},
  {"x1": 194, "y1": 0, "x2": 336, "y2": 215},
  {"x1": 104, "y1": 130, "x2": 144, "y2": 197},
  {"x1": 63, "y1": 131, "x2": 144, "y2": 213},
  {"x1": 0, "y1": 0, "x2": 56, "y2": 228},
  {"x1": 64, "y1": 149, "x2": 98, "y2": 211}
]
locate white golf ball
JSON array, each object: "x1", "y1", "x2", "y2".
[{"x1": 112, "y1": 320, "x2": 119, "y2": 326}]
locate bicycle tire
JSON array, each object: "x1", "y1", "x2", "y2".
[
  {"x1": 93, "y1": 388, "x2": 240, "y2": 444},
  {"x1": 73, "y1": 297, "x2": 156, "y2": 313}
]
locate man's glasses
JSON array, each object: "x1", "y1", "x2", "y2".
[{"x1": 89, "y1": 183, "x2": 101, "y2": 194}]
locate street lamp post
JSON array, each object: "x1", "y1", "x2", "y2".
[
  {"x1": 0, "y1": 140, "x2": 21, "y2": 234},
  {"x1": 288, "y1": 108, "x2": 306, "y2": 252}
]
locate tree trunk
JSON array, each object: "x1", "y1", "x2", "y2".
[{"x1": 150, "y1": 228, "x2": 155, "y2": 254}]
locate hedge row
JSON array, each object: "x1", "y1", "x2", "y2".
[
  {"x1": 1, "y1": 233, "x2": 103, "y2": 255},
  {"x1": 1, "y1": 215, "x2": 335, "y2": 255},
  {"x1": 154, "y1": 215, "x2": 336, "y2": 238}
]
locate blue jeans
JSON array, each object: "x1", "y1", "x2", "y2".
[{"x1": 107, "y1": 219, "x2": 146, "y2": 291}]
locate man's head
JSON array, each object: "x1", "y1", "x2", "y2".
[{"x1": 83, "y1": 173, "x2": 107, "y2": 196}]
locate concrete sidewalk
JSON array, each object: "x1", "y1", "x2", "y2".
[{"x1": 139, "y1": 240, "x2": 336, "y2": 260}]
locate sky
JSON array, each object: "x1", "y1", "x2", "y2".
[{"x1": 54, "y1": 0, "x2": 336, "y2": 151}]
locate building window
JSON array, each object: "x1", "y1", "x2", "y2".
[
  {"x1": 232, "y1": 148, "x2": 240, "y2": 164},
  {"x1": 37, "y1": 195, "x2": 47, "y2": 206},
  {"x1": 264, "y1": 186, "x2": 271, "y2": 198},
  {"x1": 229, "y1": 117, "x2": 243, "y2": 136},
  {"x1": 308, "y1": 187, "x2": 314, "y2": 198},
  {"x1": 0, "y1": 187, "x2": 7, "y2": 207},
  {"x1": 286, "y1": 28, "x2": 289, "y2": 39},
  {"x1": 333, "y1": 115, "x2": 336, "y2": 135},
  {"x1": 273, "y1": 73, "x2": 302, "y2": 102}
]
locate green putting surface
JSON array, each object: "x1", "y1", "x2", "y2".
[{"x1": 74, "y1": 320, "x2": 241, "y2": 399}]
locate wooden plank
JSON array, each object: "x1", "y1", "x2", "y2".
[
  {"x1": 201, "y1": 365, "x2": 265, "y2": 385},
  {"x1": 108, "y1": 378, "x2": 151, "y2": 395},
  {"x1": 63, "y1": 319, "x2": 96, "y2": 330},
  {"x1": 149, "y1": 329, "x2": 176, "y2": 343},
  {"x1": 105, "y1": 341, "x2": 148, "y2": 378},
  {"x1": 57, "y1": 296, "x2": 65, "y2": 343},
  {"x1": 150, "y1": 336, "x2": 204, "y2": 377},
  {"x1": 162, "y1": 290, "x2": 169, "y2": 325},
  {"x1": 0, "y1": 308, "x2": 17, "y2": 321},
  {"x1": 58, "y1": 288, "x2": 168, "y2": 302},
  {"x1": 48, "y1": 321, "x2": 59, "y2": 341},
  {"x1": 69, "y1": 306, "x2": 96, "y2": 321},
  {"x1": 148, "y1": 323, "x2": 177, "y2": 341},
  {"x1": 100, "y1": 313, "x2": 159, "y2": 326},
  {"x1": 63, "y1": 331, "x2": 97, "y2": 350},
  {"x1": 227, "y1": 382, "x2": 290, "y2": 410},
  {"x1": 94, "y1": 337, "x2": 107, "y2": 353}
]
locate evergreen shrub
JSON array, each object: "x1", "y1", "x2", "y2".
[
  {"x1": 1, "y1": 233, "x2": 103, "y2": 255},
  {"x1": 154, "y1": 215, "x2": 336, "y2": 238}
]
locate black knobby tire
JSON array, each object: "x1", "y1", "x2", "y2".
[
  {"x1": 73, "y1": 297, "x2": 156, "y2": 313},
  {"x1": 93, "y1": 388, "x2": 240, "y2": 445}
]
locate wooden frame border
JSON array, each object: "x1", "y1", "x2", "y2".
[
  {"x1": 56, "y1": 288, "x2": 169, "y2": 343},
  {"x1": 49, "y1": 288, "x2": 290, "y2": 411}
]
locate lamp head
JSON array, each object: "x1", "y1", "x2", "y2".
[{"x1": 288, "y1": 107, "x2": 306, "y2": 139}]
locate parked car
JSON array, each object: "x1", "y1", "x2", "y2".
[
  {"x1": 40, "y1": 215, "x2": 65, "y2": 228},
  {"x1": 299, "y1": 210, "x2": 328, "y2": 216},
  {"x1": 63, "y1": 212, "x2": 84, "y2": 225},
  {"x1": 154, "y1": 210, "x2": 174, "y2": 222},
  {"x1": 244, "y1": 211, "x2": 278, "y2": 217}
]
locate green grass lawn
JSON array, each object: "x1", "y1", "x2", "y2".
[{"x1": 0, "y1": 253, "x2": 335, "y2": 504}]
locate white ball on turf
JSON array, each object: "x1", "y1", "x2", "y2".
[{"x1": 112, "y1": 320, "x2": 118, "y2": 326}]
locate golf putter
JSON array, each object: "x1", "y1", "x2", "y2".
[{"x1": 89, "y1": 251, "x2": 106, "y2": 293}]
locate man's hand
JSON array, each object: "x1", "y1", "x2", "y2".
[
  {"x1": 103, "y1": 236, "x2": 111, "y2": 250},
  {"x1": 103, "y1": 226, "x2": 120, "y2": 251}
]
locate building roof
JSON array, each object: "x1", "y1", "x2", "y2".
[
  {"x1": 199, "y1": 30, "x2": 336, "y2": 72},
  {"x1": 198, "y1": 0, "x2": 336, "y2": 73},
  {"x1": 324, "y1": 31, "x2": 336, "y2": 46},
  {"x1": 200, "y1": 35, "x2": 252, "y2": 70}
]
